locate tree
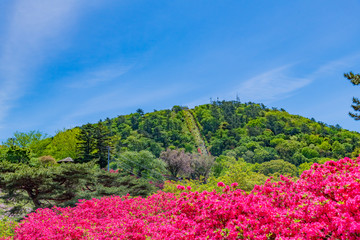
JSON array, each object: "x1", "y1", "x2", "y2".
[
  {"x1": 45, "y1": 128, "x2": 80, "y2": 160},
  {"x1": 76, "y1": 124, "x2": 97, "y2": 164},
  {"x1": 0, "y1": 161, "x2": 156, "y2": 213},
  {"x1": 160, "y1": 149, "x2": 192, "y2": 179},
  {"x1": 257, "y1": 159, "x2": 298, "y2": 177},
  {"x1": 4, "y1": 146, "x2": 31, "y2": 164},
  {"x1": 301, "y1": 147, "x2": 319, "y2": 159},
  {"x1": 344, "y1": 71, "x2": 360, "y2": 120},
  {"x1": 2, "y1": 130, "x2": 46, "y2": 148},
  {"x1": 116, "y1": 150, "x2": 165, "y2": 180},
  {"x1": 76, "y1": 122, "x2": 114, "y2": 168},
  {"x1": 136, "y1": 108, "x2": 144, "y2": 116},
  {"x1": 2, "y1": 130, "x2": 48, "y2": 157},
  {"x1": 93, "y1": 121, "x2": 113, "y2": 168},
  {"x1": 190, "y1": 154, "x2": 215, "y2": 181}
]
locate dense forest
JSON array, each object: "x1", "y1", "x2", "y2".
[{"x1": 2, "y1": 100, "x2": 359, "y2": 167}]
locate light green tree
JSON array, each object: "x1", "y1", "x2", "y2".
[
  {"x1": 117, "y1": 150, "x2": 165, "y2": 180},
  {"x1": 45, "y1": 128, "x2": 81, "y2": 160}
]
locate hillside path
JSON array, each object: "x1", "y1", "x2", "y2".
[{"x1": 184, "y1": 110, "x2": 209, "y2": 155}]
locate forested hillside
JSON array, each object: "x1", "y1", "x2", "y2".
[
  {"x1": 2, "y1": 100, "x2": 360, "y2": 169},
  {"x1": 103, "y1": 100, "x2": 360, "y2": 165}
]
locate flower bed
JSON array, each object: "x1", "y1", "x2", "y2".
[{"x1": 6, "y1": 157, "x2": 360, "y2": 239}]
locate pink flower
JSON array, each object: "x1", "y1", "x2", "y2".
[
  {"x1": 223, "y1": 185, "x2": 230, "y2": 192},
  {"x1": 10, "y1": 157, "x2": 360, "y2": 239},
  {"x1": 217, "y1": 182, "x2": 225, "y2": 187}
]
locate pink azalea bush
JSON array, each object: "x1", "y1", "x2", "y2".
[{"x1": 4, "y1": 157, "x2": 360, "y2": 239}]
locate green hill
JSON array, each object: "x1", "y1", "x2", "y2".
[
  {"x1": 2, "y1": 100, "x2": 360, "y2": 168},
  {"x1": 98, "y1": 100, "x2": 360, "y2": 165}
]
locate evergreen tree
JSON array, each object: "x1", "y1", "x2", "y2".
[
  {"x1": 76, "y1": 123, "x2": 96, "y2": 163},
  {"x1": 344, "y1": 71, "x2": 360, "y2": 120},
  {"x1": 93, "y1": 121, "x2": 113, "y2": 168}
]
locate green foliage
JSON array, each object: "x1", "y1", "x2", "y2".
[
  {"x1": 45, "y1": 128, "x2": 80, "y2": 160},
  {"x1": 164, "y1": 159, "x2": 267, "y2": 193},
  {"x1": 63, "y1": 169, "x2": 156, "y2": 207},
  {"x1": 2, "y1": 131, "x2": 48, "y2": 159},
  {"x1": 3, "y1": 100, "x2": 360, "y2": 203},
  {"x1": 301, "y1": 147, "x2": 320, "y2": 159},
  {"x1": 4, "y1": 146, "x2": 31, "y2": 164},
  {"x1": 0, "y1": 161, "x2": 156, "y2": 213},
  {"x1": 9, "y1": 100, "x2": 358, "y2": 171},
  {"x1": 76, "y1": 122, "x2": 113, "y2": 168},
  {"x1": 114, "y1": 150, "x2": 165, "y2": 181},
  {"x1": 344, "y1": 71, "x2": 360, "y2": 120},
  {"x1": 2, "y1": 130, "x2": 47, "y2": 149},
  {"x1": 76, "y1": 123, "x2": 98, "y2": 163},
  {"x1": 0, "y1": 217, "x2": 17, "y2": 238},
  {"x1": 257, "y1": 159, "x2": 298, "y2": 177},
  {"x1": 298, "y1": 162, "x2": 313, "y2": 175}
]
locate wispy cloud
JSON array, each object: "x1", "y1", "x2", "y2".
[
  {"x1": 233, "y1": 55, "x2": 360, "y2": 103},
  {"x1": 66, "y1": 63, "x2": 132, "y2": 89},
  {"x1": 53, "y1": 83, "x2": 184, "y2": 129},
  {"x1": 0, "y1": 0, "x2": 83, "y2": 123},
  {"x1": 73, "y1": 85, "x2": 182, "y2": 118},
  {"x1": 234, "y1": 64, "x2": 312, "y2": 102}
]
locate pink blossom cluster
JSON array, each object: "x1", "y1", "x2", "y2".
[{"x1": 6, "y1": 157, "x2": 360, "y2": 239}]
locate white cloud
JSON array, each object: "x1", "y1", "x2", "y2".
[
  {"x1": 0, "y1": 0, "x2": 83, "y2": 122},
  {"x1": 66, "y1": 63, "x2": 132, "y2": 88},
  {"x1": 233, "y1": 55, "x2": 360, "y2": 103},
  {"x1": 234, "y1": 65, "x2": 312, "y2": 102},
  {"x1": 68, "y1": 84, "x2": 182, "y2": 119}
]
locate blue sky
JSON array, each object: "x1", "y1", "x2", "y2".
[{"x1": 1, "y1": 0, "x2": 360, "y2": 140}]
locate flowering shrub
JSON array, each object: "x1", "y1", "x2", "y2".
[{"x1": 5, "y1": 157, "x2": 360, "y2": 239}]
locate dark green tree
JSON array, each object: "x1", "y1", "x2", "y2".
[
  {"x1": 76, "y1": 123, "x2": 97, "y2": 163},
  {"x1": 0, "y1": 161, "x2": 156, "y2": 213},
  {"x1": 344, "y1": 71, "x2": 360, "y2": 120},
  {"x1": 93, "y1": 121, "x2": 113, "y2": 168},
  {"x1": 4, "y1": 146, "x2": 31, "y2": 164}
]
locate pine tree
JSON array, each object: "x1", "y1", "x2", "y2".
[
  {"x1": 76, "y1": 123, "x2": 96, "y2": 163},
  {"x1": 345, "y1": 71, "x2": 360, "y2": 120},
  {"x1": 93, "y1": 121, "x2": 113, "y2": 168}
]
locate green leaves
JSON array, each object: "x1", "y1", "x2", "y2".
[
  {"x1": 0, "y1": 217, "x2": 17, "y2": 238},
  {"x1": 0, "y1": 161, "x2": 156, "y2": 213},
  {"x1": 344, "y1": 71, "x2": 360, "y2": 120},
  {"x1": 4, "y1": 146, "x2": 31, "y2": 164}
]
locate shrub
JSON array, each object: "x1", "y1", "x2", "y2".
[
  {"x1": 8, "y1": 157, "x2": 360, "y2": 239},
  {"x1": 38, "y1": 155, "x2": 56, "y2": 165},
  {"x1": 0, "y1": 217, "x2": 17, "y2": 238}
]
